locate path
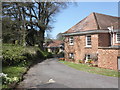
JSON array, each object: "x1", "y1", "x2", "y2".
[{"x1": 17, "y1": 58, "x2": 118, "y2": 88}]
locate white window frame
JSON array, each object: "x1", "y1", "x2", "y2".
[
  {"x1": 69, "y1": 53, "x2": 74, "y2": 59},
  {"x1": 69, "y1": 37, "x2": 74, "y2": 45},
  {"x1": 86, "y1": 35, "x2": 92, "y2": 47},
  {"x1": 116, "y1": 33, "x2": 120, "y2": 43}
]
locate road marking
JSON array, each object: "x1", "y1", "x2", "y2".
[{"x1": 47, "y1": 79, "x2": 56, "y2": 83}]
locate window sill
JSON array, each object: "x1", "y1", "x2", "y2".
[
  {"x1": 85, "y1": 46, "x2": 92, "y2": 48},
  {"x1": 69, "y1": 44, "x2": 74, "y2": 46},
  {"x1": 115, "y1": 42, "x2": 120, "y2": 43}
]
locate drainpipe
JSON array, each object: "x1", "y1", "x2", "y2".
[{"x1": 108, "y1": 26, "x2": 114, "y2": 46}]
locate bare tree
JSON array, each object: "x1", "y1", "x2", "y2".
[{"x1": 2, "y1": 2, "x2": 68, "y2": 50}]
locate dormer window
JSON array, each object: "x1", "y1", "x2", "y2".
[
  {"x1": 116, "y1": 33, "x2": 120, "y2": 43},
  {"x1": 69, "y1": 37, "x2": 74, "y2": 45},
  {"x1": 86, "y1": 35, "x2": 91, "y2": 47}
]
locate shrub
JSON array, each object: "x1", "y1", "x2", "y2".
[
  {"x1": 59, "y1": 58, "x2": 65, "y2": 61},
  {"x1": 87, "y1": 59, "x2": 94, "y2": 64},
  {"x1": 36, "y1": 50, "x2": 45, "y2": 59},
  {"x1": 2, "y1": 44, "x2": 54, "y2": 88},
  {"x1": 58, "y1": 52, "x2": 64, "y2": 58},
  {"x1": 0, "y1": 73, "x2": 19, "y2": 85},
  {"x1": 79, "y1": 60, "x2": 83, "y2": 63},
  {"x1": 2, "y1": 44, "x2": 53, "y2": 66},
  {"x1": 2, "y1": 76, "x2": 19, "y2": 85},
  {"x1": 46, "y1": 52, "x2": 53, "y2": 58},
  {"x1": 2, "y1": 46, "x2": 26, "y2": 65},
  {"x1": 3, "y1": 45, "x2": 36, "y2": 66}
]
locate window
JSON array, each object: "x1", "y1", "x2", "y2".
[
  {"x1": 69, "y1": 53, "x2": 74, "y2": 59},
  {"x1": 86, "y1": 35, "x2": 91, "y2": 47},
  {"x1": 69, "y1": 37, "x2": 74, "y2": 45},
  {"x1": 116, "y1": 33, "x2": 120, "y2": 43}
]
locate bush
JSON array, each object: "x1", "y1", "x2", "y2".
[
  {"x1": 2, "y1": 46, "x2": 26, "y2": 65},
  {"x1": 2, "y1": 44, "x2": 53, "y2": 66},
  {"x1": 0, "y1": 72, "x2": 19, "y2": 88},
  {"x1": 2, "y1": 45, "x2": 35, "y2": 66},
  {"x1": 58, "y1": 52, "x2": 64, "y2": 58},
  {"x1": 36, "y1": 50, "x2": 45, "y2": 59},
  {"x1": 79, "y1": 60, "x2": 84, "y2": 63},
  {"x1": 43, "y1": 52, "x2": 53, "y2": 58},
  {"x1": 86, "y1": 59, "x2": 94, "y2": 64},
  {"x1": 59, "y1": 58, "x2": 65, "y2": 61},
  {"x1": 2, "y1": 44, "x2": 54, "y2": 88}
]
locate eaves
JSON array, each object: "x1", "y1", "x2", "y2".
[{"x1": 62, "y1": 29, "x2": 120, "y2": 36}]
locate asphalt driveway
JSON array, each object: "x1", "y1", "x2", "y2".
[{"x1": 17, "y1": 58, "x2": 118, "y2": 88}]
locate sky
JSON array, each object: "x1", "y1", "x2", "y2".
[{"x1": 45, "y1": 2, "x2": 118, "y2": 39}]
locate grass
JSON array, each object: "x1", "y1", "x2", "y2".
[
  {"x1": 3, "y1": 66, "x2": 27, "y2": 78},
  {"x1": 2, "y1": 66, "x2": 27, "y2": 88},
  {"x1": 2, "y1": 44, "x2": 53, "y2": 88},
  {"x1": 59, "y1": 60, "x2": 118, "y2": 77}
]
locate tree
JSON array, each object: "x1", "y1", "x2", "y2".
[
  {"x1": 2, "y1": 2, "x2": 29, "y2": 45},
  {"x1": 24, "y1": 2, "x2": 68, "y2": 50},
  {"x1": 25, "y1": 29, "x2": 38, "y2": 46},
  {"x1": 2, "y1": 2, "x2": 68, "y2": 50},
  {"x1": 56, "y1": 33, "x2": 64, "y2": 40},
  {"x1": 2, "y1": 17, "x2": 23, "y2": 44}
]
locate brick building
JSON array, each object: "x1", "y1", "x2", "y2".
[{"x1": 63, "y1": 12, "x2": 120, "y2": 70}]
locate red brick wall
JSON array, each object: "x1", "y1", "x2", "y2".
[
  {"x1": 64, "y1": 34, "x2": 99, "y2": 63},
  {"x1": 64, "y1": 33, "x2": 120, "y2": 70},
  {"x1": 98, "y1": 33, "x2": 120, "y2": 46},
  {"x1": 98, "y1": 33, "x2": 110, "y2": 47},
  {"x1": 98, "y1": 48, "x2": 120, "y2": 70}
]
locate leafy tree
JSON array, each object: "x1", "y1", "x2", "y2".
[
  {"x1": 25, "y1": 29, "x2": 38, "y2": 46},
  {"x1": 24, "y1": 2, "x2": 68, "y2": 50},
  {"x1": 56, "y1": 33, "x2": 64, "y2": 40},
  {"x1": 2, "y1": 17, "x2": 23, "y2": 44},
  {"x1": 2, "y1": 2, "x2": 68, "y2": 50}
]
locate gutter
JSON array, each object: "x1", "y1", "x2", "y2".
[{"x1": 62, "y1": 29, "x2": 120, "y2": 36}]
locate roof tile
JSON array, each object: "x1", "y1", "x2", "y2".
[{"x1": 64, "y1": 12, "x2": 119, "y2": 34}]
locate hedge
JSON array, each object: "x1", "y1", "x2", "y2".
[{"x1": 2, "y1": 44, "x2": 53, "y2": 66}]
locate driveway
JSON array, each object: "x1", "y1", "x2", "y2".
[{"x1": 17, "y1": 58, "x2": 118, "y2": 88}]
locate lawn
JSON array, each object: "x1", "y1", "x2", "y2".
[
  {"x1": 59, "y1": 60, "x2": 118, "y2": 77},
  {"x1": 2, "y1": 66, "x2": 27, "y2": 88},
  {"x1": 3, "y1": 66, "x2": 26, "y2": 78}
]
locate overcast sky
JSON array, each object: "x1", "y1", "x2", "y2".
[{"x1": 45, "y1": 2, "x2": 118, "y2": 39}]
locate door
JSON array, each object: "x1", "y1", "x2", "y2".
[{"x1": 118, "y1": 57, "x2": 120, "y2": 71}]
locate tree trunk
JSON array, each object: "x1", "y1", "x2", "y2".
[{"x1": 38, "y1": 30, "x2": 45, "y2": 51}]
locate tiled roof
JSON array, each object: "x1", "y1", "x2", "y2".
[
  {"x1": 64, "y1": 12, "x2": 119, "y2": 33},
  {"x1": 47, "y1": 40, "x2": 63, "y2": 48}
]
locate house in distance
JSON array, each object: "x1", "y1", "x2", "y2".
[
  {"x1": 44, "y1": 40, "x2": 64, "y2": 54},
  {"x1": 63, "y1": 12, "x2": 120, "y2": 70}
]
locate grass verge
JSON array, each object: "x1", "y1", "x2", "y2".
[
  {"x1": 3, "y1": 66, "x2": 26, "y2": 78},
  {"x1": 59, "y1": 60, "x2": 118, "y2": 77},
  {"x1": 2, "y1": 66, "x2": 27, "y2": 88}
]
